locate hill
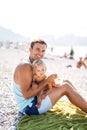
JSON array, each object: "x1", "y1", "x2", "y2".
[
  {"x1": 41, "y1": 34, "x2": 87, "y2": 47},
  {"x1": 0, "y1": 26, "x2": 29, "y2": 42},
  {"x1": 0, "y1": 26, "x2": 87, "y2": 46}
]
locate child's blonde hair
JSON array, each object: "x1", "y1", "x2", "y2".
[{"x1": 32, "y1": 59, "x2": 46, "y2": 72}]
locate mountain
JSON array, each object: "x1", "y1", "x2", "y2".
[
  {"x1": 0, "y1": 26, "x2": 29, "y2": 42},
  {"x1": 41, "y1": 34, "x2": 87, "y2": 47},
  {"x1": 0, "y1": 26, "x2": 87, "y2": 46},
  {"x1": 56, "y1": 34, "x2": 87, "y2": 46}
]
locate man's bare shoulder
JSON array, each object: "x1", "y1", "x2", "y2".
[
  {"x1": 14, "y1": 63, "x2": 32, "y2": 74},
  {"x1": 14, "y1": 63, "x2": 32, "y2": 83}
]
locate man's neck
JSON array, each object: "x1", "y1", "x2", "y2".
[{"x1": 29, "y1": 57, "x2": 33, "y2": 63}]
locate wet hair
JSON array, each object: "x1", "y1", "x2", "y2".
[{"x1": 30, "y1": 39, "x2": 47, "y2": 48}]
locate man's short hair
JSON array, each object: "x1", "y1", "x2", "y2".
[{"x1": 30, "y1": 39, "x2": 47, "y2": 48}]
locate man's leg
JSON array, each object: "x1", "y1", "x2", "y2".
[{"x1": 48, "y1": 82, "x2": 87, "y2": 113}]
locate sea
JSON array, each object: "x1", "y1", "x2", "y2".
[{"x1": 46, "y1": 45, "x2": 87, "y2": 60}]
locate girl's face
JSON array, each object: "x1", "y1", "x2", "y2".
[{"x1": 35, "y1": 65, "x2": 46, "y2": 77}]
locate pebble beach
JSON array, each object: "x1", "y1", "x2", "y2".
[{"x1": 0, "y1": 47, "x2": 87, "y2": 130}]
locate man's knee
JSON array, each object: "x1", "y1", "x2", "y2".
[{"x1": 62, "y1": 83, "x2": 73, "y2": 93}]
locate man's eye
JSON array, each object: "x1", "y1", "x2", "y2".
[{"x1": 36, "y1": 48, "x2": 40, "y2": 51}]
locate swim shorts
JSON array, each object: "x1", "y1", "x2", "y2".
[{"x1": 22, "y1": 96, "x2": 52, "y2": 115}]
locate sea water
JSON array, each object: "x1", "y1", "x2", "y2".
[{"x1": 46, "y1": 45, "x2": 87, "y2": 60}]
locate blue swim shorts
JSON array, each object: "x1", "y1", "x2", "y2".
[{"x1": 22, "y1": 96, "x2": 52, "y2": 115}]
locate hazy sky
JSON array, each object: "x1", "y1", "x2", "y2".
[{"x1": 0, "y1": 0, "x2": 87, "y2": 39}]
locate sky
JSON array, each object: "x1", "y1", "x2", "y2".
[{"x1": 0, "y1": 0, "x2": 87, "y2": 39}]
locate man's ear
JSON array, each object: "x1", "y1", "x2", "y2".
[{"x1": 29, "y1": 47, "x2": 32, "y2": 52}]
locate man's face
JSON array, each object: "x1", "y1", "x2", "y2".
[{"x1": 29, "y1": 43, "x2": 47, "y2": 61}]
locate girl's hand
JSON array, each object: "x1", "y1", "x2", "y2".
[
  {"x1": 32, "y1": 82, "x2": 38, "y2": 89},
  {"x1": 47, "y1": 74, "x2": 57, "y2": 83}
]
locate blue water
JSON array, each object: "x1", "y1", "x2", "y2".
[{"x1": 46, "y1": 46, "x2": 87, "y2": 60}]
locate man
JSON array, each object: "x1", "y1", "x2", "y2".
[{"x1": 12, "y1": 39, "x2": 87, "y2": 118}]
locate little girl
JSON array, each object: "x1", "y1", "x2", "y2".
[{"x1": 32, "y1": 59, "x2": 57, "y2": 108}]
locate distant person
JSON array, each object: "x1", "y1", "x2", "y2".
[
  {"x1": 32, "y1": 59, "x2": 57, "y2": 108},
  {"x1": 69, "y1": 47, "x2": 74, "y2": 59},
  {"x1": 63, "y1": 52, "x2": 68, "y2": 58},
  {"x1": 76, "y1": 57, "x2": 87, "y2": 68},
  {"x1": 51, "y1": 47, "x2": 54, "y2": 52}
]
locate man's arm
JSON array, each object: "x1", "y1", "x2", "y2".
[{"x1": 14, "y1": 63, "x2": 57, "y2": 99}]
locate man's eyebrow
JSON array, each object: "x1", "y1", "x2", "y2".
[{"x1": 42, "y1": 50, "x2": 45, "y2": 52}]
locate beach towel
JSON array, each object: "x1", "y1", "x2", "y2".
[{"x1": 17, "y1": 101, "x2": 87, "y2": 130}]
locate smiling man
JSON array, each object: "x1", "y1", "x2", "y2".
[{"x1": 12, "y1": 39, "x2": 87, "y2": 118}]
